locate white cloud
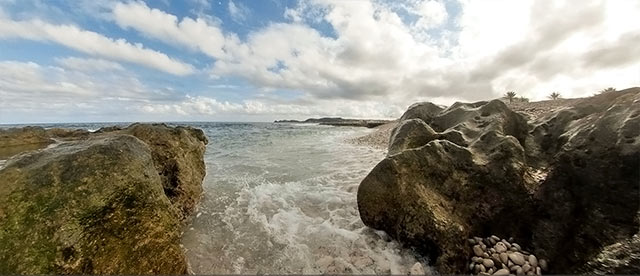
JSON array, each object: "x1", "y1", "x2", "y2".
[
  {"x1": 411, "y1": 0, "x2": 448, "y2": 30},
  {"x1": 228, "y1": 0, "x2": 250, "y2": 23},
  {"x1": 112, "y1": 1, "x2": 229, "y2": 59},
  {"x1": 0, "y1": 16, "x2": 194, "y2": 75},
  {"x1": 55, "y1": 57, "x2": 125, "y2": 72}
]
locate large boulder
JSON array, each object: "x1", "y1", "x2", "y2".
[
  {"x1": 357, "y1": 88, "x2": 640, "y2": 274},
  {"x1": 0, "y1": 123, "x2": 209, "y2": 274}
]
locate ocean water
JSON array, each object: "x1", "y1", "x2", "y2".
[{"x1": 1, "y1": 122, "x2": 427, "y2": 274}]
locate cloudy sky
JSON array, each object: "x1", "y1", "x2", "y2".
[{"x1": 0, "y1": 0, "x2": 638, "y2": 123}]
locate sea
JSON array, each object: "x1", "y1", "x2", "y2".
[{"x1": 0, "y1": 122, "x2": 428, "y2": 274}]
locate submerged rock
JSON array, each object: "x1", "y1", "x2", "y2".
[
  {"x1": 0, "y1": 123, "x2": 208, "y2": 274},
  {"x1": 357, "y1": 87, "x2": 640, "y2": 274}
]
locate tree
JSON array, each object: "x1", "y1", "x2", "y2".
[
  {"x1": 599, "y1": 87, "x2": 616, "y2": 94},
  {"x1": 519, "y1": 96, "x2": 529, "y2": 103},
  {"x1": 548, "y1": 92, "x2": 561, "y2": 100},
  {"x1": 504, "y1": 91, "x2": 517, "y2": 103}
]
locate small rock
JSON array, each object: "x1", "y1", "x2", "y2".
[
  {"x1": 489, "y1": 248, "x2": 496, "y2": 254},
  {"x1": 499, "y1": 252, "x2": 508, "y2": 264},
  {"x1": 483, "y1": 258, "x2": 495, "y2": 268},
  {"x1": 479, "y1": 273, "x2": 491, "y2": 276},
  {"x1": 516, "y1": 267, "x2": 523, "y2": 275},
  {"x1": 512, "y1": 243, "x2": 522, "y2": 251},
  {"x1": 491, "y1": 254, "x2": 501, "y2": 264},
  {"x1": 472, "y1": 256, "x2": 481, "y2": 263},
  {"x1": 484, "y1": 238, "x2": 493, "y2": 246},
  {"x1": 493, "y1": 268, "x2": 510, "y2": 275},
  {"x1": 510, "y1": 265, "x2": 521, "y2": 272},
  {"x1": 538, "y1": 259, "x2": 548, "y2": 271},
  {"x1": 526, "y1": 271, "x2": 534, "y2": 275},
  {"x1": 482, "y1": 252, "x2": 490, "y2": 258},
  {"x1": 508, "y1": 252, "x2": 526, "y2": 266},
  {"x1": 495, "y1": 242, "x2": 507, "y2": 253},
  {"x1": 478, "y1": 264, "x2": 486, "y2": 272},
  {"x1": 488, "y1": 268, "x2": 494, "y2": 274},
  {"x1": 491, "y1": 235, "x2": 500, "y2": 241},
  {"x1": 469, "y1": 262, "x2": 476, "y2": 271},
  {"x1": 508, "y1": 237, "x2": 515, "y2": 243},
  {"x1": 528, "y1": 255, "x2": 538, "y2": 268},
  {"x1": 522, "y1": 263, "x2": 531, "y2": 273},
  {"x1": 535, "y1": 267, "x2": 541, "y2": 275},
  {"x1": 473, "y1": 245, "x2": 484, "y2": 257},
  {"x1": 521, "y1": 250, "x2": 530, "y2": 255},
  {"x1": 474, "y1": 236, "x2": 483, "y2": 243},
  {"x1": 409, "y1": 262, "x2": 424, "y2": 275},
  {"x1": 468, "y1": 238, "x2": 477, "y2": 245},
  {"x1": 508, "y1": 260, "x2": 514, "y2": 267},
  {"x1": 501, "y1": 239, "x2": 512, "y2": 249},
  {"x1": 481, "y1": 243, "x2": 487, "y2": 251},
  {"x1": 510, "y1": 247, "x2": 518, "y2": 251}
]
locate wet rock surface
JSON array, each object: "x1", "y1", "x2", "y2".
[
  {"x1": 357, "y1": 87, "x2": 640, "y2": 274},
  {"x1": 0, "y1": 123, "x2": 208, "y2": 274}
]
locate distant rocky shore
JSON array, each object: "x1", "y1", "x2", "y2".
[
  {"x1": 0, "y1": 123, "x2": 207, "y2": 274},
  {"x1": 275, "y1": 117, "x2": 394, "y2": 128},
  {"x1": 356, "y1": 87, "x2": 640, "y2": 274}
]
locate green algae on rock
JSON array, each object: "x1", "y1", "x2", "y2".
[{"x1": 0, "y1": 123, "x2": 208, "y2": 274}]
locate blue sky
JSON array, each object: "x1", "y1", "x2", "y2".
[{"x1": 0, "y1": 0, "x2": 638, "y2": 123}]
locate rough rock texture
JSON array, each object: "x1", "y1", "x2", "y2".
[
  {"x1": 0, "y1": 126, "x2": 53, "y2": 148},
  {"x1": 0, "y1": 123, "x2": 208, "y2": 274},
  {"x1": 357, "y1": 87, "x2": 640, "y2": 274},
  {"x1": 116, "y1": 123, "x2": 207, "y2": 220}
]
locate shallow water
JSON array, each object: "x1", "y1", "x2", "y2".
[
  {"x1": 0, "y1": 122, "x2": 428, "y2": 274},
  {"x1": 181, "y1": 122, "x2": 427, "y2": 274}
]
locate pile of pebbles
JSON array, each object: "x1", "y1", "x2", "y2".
[{"x1": 467, "y1": 235, "x2": 548, "y2": 275}]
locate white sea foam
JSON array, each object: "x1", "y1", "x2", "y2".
[{"x1": 181, "y1": 123, "x2": 429, "y2": 274}]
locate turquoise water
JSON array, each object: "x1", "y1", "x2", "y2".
[{"x1": 1, "y1": 122, "x2": 427, "y2": 274}]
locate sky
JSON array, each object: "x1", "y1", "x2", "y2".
[{"x1": 0, "y1": 0, "x2": 638, "y2": 123}]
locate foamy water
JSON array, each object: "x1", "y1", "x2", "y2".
[{"x1": 181, "y1": 123, "x2": 429, "y2": 274}]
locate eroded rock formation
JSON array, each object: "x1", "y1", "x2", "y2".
[{"x1": 357, "y1": 87, "x2": 640, "y2": 274}]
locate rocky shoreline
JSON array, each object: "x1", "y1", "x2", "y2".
[
  {"x1": 356, "y1": 87, "x2": 640, "y2": 274},
  {"x1": 0, "y1": 123, "x2": 207, "y2": 274},
  {"x1": 275, "y1": 117, "x2": 394, "y2": 128}
]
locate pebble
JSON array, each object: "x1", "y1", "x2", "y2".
[
  {"x1": 522, "y1": 263, "x2": 531, "y2": 273},
  {"x1": 472, "y1": 256, "x2": 481, "y2": 263},
  {"x1": 536, "y1": 267, "x2": 541, "y2": 275},
  {"x1": 479, "y1": 264, "x2": 486, "y2": 272},
  {"x1": 482, "y1": 252, "x2": 490, "y2": 258},
  {"x1": 468, "y1": 238, "x2": 477, "y2": 245},
  {"x1": 512, "y1": 243, "x2": 522, "y2": 251},
  {"x1": 499, "y1": 252, "x2": 508, "y2": 264},
  {"x1": 526, "y1": 271, "x2": 535, "y2": 275},
  {"x1": 491, "y1": 235, "x2": 500, "y2": 242},
  {"x1": 501, "y1": 239, "x2": 512, "y2": 248},
  {"x1": 493, "y1": 268, "x2": 510, "y2": 275},
  {"x1": 508, "y1": 252, "x2": 526, "y2": 265},
  {"x1": 488, "y1": 268, "x2": 494, "y2": 274},
  {"x1": 539, "y1": 259, "x2": 548, "y2": 271},
  {"x1": 469, "y1": 262, "x2": 475, "y2": 271},
  {"x1": 508, "y1": 260, "x2": 514, "y2": 267},
  {"x1": 409, "y1": 262, "x2": 425, "y2": 275},
  {"x1": 481, "y1": 243, "x2": 487, "y2": 251},
  {"x1": 510, "y1": 265, "x2": 520, "y2": 272},
  {"x1": 516, "y1": 267, "x2": 523, "y2": 275},
  {"x1": 495, "y1": 242, "x2": 507, "y2": 253},
  {"x1": 473, "y1": 245, "x2": 484, "y2": 257},
  {"x1": 482, "y1": 258, "x2": 495, "y2": 268},
  {"x1": 528, "y1": 255, "x2": 538, "y2": 267}
]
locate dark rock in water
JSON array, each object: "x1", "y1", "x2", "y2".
[
  {"x1": 357, "y1": 87, "x2": 640, "y2": 274},
  {"x1": 0, "y1": 123, "x2": 208, "y2": 274}
]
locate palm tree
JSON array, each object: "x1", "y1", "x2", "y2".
[
  {"x1": 504, "y1": 91, "x2": 517, "y2": 103},
  {"x1": 599, "y1": 87, "x2": 616, "y2": 94},
  {"x1": 548, "y1": 92, "x2": 561, "y2": 100}
]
